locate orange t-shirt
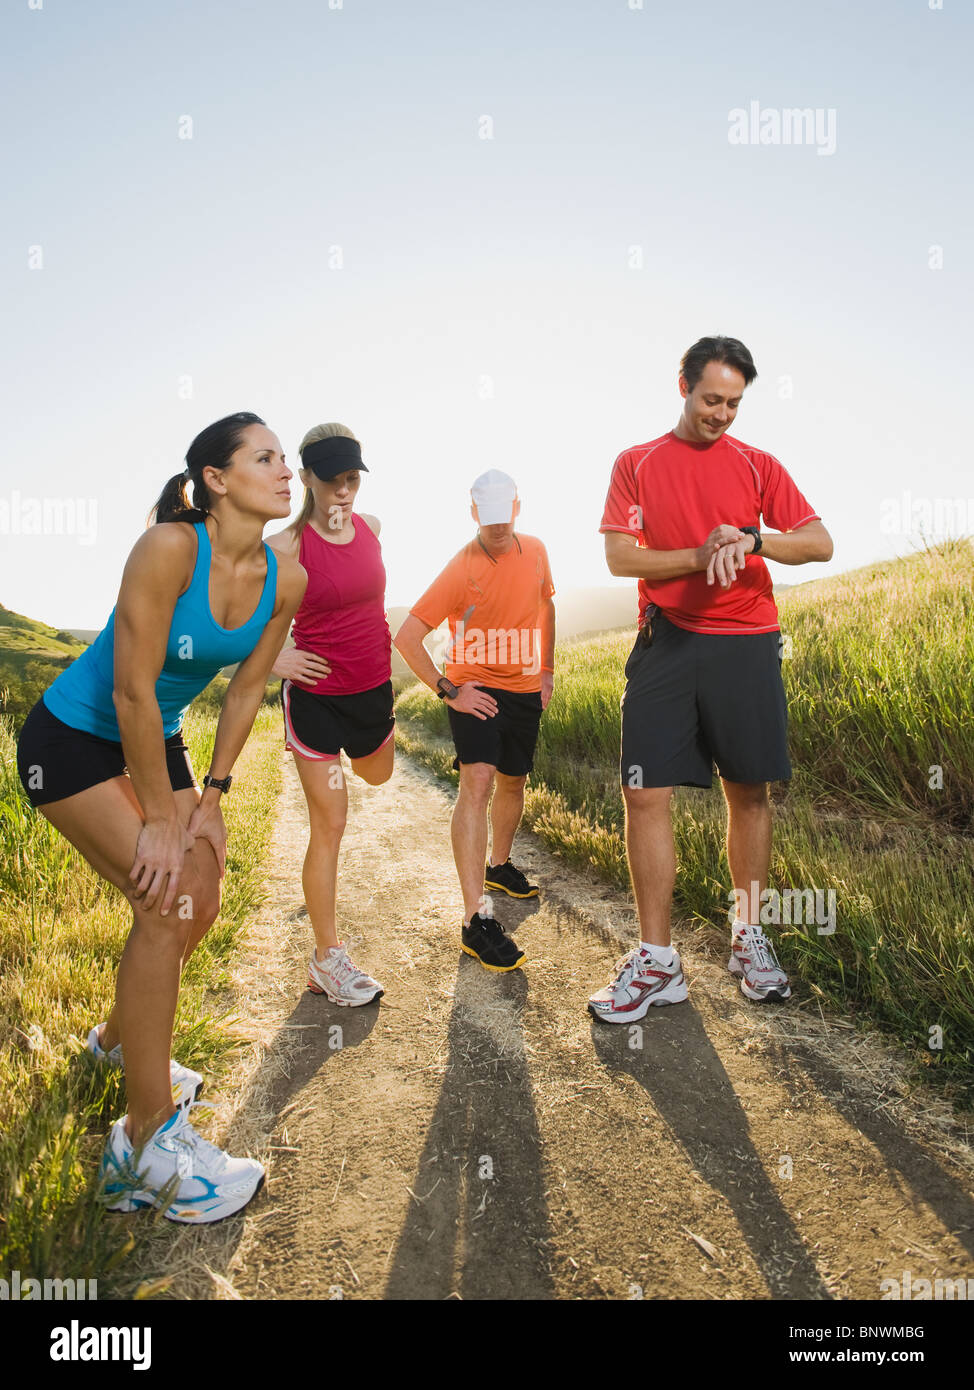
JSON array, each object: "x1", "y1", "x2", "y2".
[{"x1": 410, "y1": 533, "x2": 555, "y2": 693}]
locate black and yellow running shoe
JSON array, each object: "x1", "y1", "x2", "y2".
[
  {"x1": 461, "y1": 913, "x2": 526, "y2": 972},
  {"x1": 484, "y1": 859, "x2": 539, "y2": 898}
]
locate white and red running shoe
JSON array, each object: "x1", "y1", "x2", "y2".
[
  {"x1": 728, "y1": 927, "x2": 792, "y2": 1002},
  {"x1": 307, "y1": 944, "x2": 383, "y2": 1006},
  {"x1": 587, "y1": 946, "x2": 688, "y2": 1023}
]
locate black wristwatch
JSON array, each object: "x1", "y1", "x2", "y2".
[
  {"x1": 202, "y1": 773, "x2": 232, "y2": 795},
  {"x1": 436, "y1": 676, "x2": 460, "y2": 701},
  {"x1": 740, "y1": 526, "x2": 763, "y2": 553}
]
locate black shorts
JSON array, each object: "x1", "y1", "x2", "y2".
[
  {"x1": 620, "y1": 613, "x2": 792, "y2": 788},
  {"x1": 282, "y1": 679, "x2": 395, "y2": 761},
  {"x1": 448, "y1": 687, "x2": 543, "y2": 777},
  {"x1": 16, "y1": 697, "x2": 197, "y2": 808}
]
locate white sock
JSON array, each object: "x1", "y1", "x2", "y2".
[{"x1": 639, "y1": 941, "x2": 675, "y2": 965}]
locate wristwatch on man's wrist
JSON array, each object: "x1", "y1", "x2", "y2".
[
  {"x1": 740, "y1": 526, "x2": 763, "y2": 553},
  {"x1": 202, "y1": 773, "x2": 232, "y2": 795},
  {"x1": 436, "y1": 676, "x2": 460, "y2": 701}
]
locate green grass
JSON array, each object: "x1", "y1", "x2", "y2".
[
  {"x1": 395, "y1": 540, "x2": 974, "y2": 1101},
  {"x1": 0, "y1": 706, "x2": 282, "y2": 1294}
]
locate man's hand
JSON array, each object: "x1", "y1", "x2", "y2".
[
  {"x1": 446, "y1": 683, "x2": 499, "y2": 720},
  {"x1": 273, "y1": 647, "x2": 331, "y2": 686},
  {"x1": 695, "y1": 525, "x2": 745, "y2": 573},
  {"x1": 187, "y1": 797, "x2": 228, "y2": 878},
  {"x1": 129, "y1": 817, "x2": 195, "y2": 915},
  {"x1": 707, "y1": 534, "x2": 754, "y2": 588},
  {"x1": 540, "y1": 672, "x2": 554, "y2": 711}
]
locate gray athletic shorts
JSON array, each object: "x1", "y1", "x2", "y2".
[{"x1": 619, "y1": 611, "x2": 792, "y2": 789}]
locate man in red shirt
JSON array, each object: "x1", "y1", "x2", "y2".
[{"x1": 587, "y1": 336, "x2": 833, "y2": 1021}]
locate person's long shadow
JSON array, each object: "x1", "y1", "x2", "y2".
[
  {"x1": 227, "y1": 984, "x2": 382, "y2": 1129},
  {"x1": 159, "y1": 976, "x2": 381, "y2": 1294},
  {"x1": 765, "y1": 1039, "x2": 974, "y2": 1260},
  {"x1": 591, "y1": 1003, "x2": 833, "y2": 1299},
  {"x1": 384, "y1": 962, "x2": 555, "y2": 1300}
]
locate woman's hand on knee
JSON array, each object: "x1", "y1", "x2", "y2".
[
  {"x1": 187, "y1": 798, "x2": 228, "y2": 878},
  {"x1": 129, "y1": 816, "x2": 195, "y2": 915}
]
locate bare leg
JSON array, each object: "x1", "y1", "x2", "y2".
[
  {"x1": 451, "y1": 762, "x2": 495, "y2": 921},
  {"x1": 722, "y1": 779, "x2": 772, "y2": 928},
  {"x1": 292, "y1": 754, "x2": 348, "y2": 957},
  {"x1": 40, "y1": 778, "x2": 221, "y2": 1145},
  {"x1": 622, "y1": 784, "x2": 676, "y2": 947},
  {"x1": 489, "y1": 771, "x2": 527, "y2": 866},
  {"x1": 349, "y1": 730, "x2": 395, "y2": 787}
]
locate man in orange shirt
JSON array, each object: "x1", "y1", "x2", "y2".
[{"x1": 394, "y1": 471, "x2": 556, "y2": 972}]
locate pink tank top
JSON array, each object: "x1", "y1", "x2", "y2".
[{"x1": 291, "y1": 517, "x2": 392, "y2": 695}]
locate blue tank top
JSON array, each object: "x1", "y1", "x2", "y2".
[{"x1": 43, "y1": 521, "x2": 278, "y2": 741}]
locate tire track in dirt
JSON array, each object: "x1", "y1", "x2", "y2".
[{"x1": 203, "y1": 753, "x2": 974, "y2": 1300}]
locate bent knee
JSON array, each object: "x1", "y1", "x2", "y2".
[{"x1": 354, "y1": 765, "x2": 393, "y2": 786}]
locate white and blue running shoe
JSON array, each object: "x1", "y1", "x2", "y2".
[
  {"x1": 87, "y1": 1023, "x2": 204, "y2": 1110},
  {"x1": 98, "y1": 1107, "x2": 264, "y2": 1224}
]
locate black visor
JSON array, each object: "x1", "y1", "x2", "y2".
[{"x1": 302, "y1": 435, "x2": 367, "y2": 480}]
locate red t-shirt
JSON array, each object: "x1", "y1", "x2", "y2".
[{"x1": 599, "y1": 430, "x2": 820, "y2": 634}]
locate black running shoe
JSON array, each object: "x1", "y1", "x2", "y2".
[
  {"x1": 461, "y1": 913, "x2": 526, "y2": 972},
  {"x1": 484, "y1": 859, "x2": 539, "y2": 899}
]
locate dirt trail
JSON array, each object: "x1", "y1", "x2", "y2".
[{"x1": 190, "y1": 752, "x2": 973, "y2": 1301}]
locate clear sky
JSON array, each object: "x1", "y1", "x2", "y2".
[{"x1": 2, "y1": 0, "x2": 969, "y2": 628}]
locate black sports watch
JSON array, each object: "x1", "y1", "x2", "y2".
[
  {"x1": 436, "y1": 676, "x2": 460, "y2": 701},
  {"x1": 202, "y1": 773, "x2": 232, "y2": 795},
  {"x1": 740, "y1": 526, "x2": 763, "y2": 554}
]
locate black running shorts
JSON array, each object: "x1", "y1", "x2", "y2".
[
  {"x1": 17, "y1": 697, "x2": 197, "y2": 808},
  {"x1": 620, "y1": 613, "x2": 792, "y2": 788},
  {"x1": 282, "y1": 678, "x2": 395, "y2": 761},
  {"x1": 448, "y1": 686, "x2": 543, "y2": 777}
]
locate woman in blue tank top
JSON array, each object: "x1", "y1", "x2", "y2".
[{"x1": 16, "y1": 412, "x2": 307, "y2": 1224}]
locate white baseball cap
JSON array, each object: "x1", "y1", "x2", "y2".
[{"x1": 471, "y1": 469, "x2": 518, "y2": 525}]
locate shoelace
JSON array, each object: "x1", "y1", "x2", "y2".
[
  {"x1": 167, "y1": 1101, "x2": 228, "y2": 1169},
  {"x1": 328, "y1": 950, "x2": 372, "y2": 986},
  {"x1": 740, "y1": 931, "x2": 781, "y2": 975},
  {"x1": 479, "y1": 916, "x2": 509, "y2": 940},
  {"x1": 611, "y1": 951, "x2": 640, "y2": 987}
]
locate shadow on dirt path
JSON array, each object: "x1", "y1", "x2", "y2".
[{"x1": 178, "y1": 752, "x2": 973, "y2": 1301}]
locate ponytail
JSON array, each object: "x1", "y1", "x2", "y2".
[
  {"x1": 149, "y1": 411, "x2": 266, "y2": 526},
  {"x1": 152, "y1": 473, "x2": 208, "y2": 526}
]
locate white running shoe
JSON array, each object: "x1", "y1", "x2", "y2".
[
  {"x1": 588, "y1": 946, "x2": 688, "y2": 1023},
  {"x1": 728, "y1": 927, "x2": 792, "y2": 1002},
  {"x1": 86, "y1": 1024, "x2": 204, "y2": 1110},
  {"x1": 307, "y1": 944, "x2": 383, "y2": 1006},
  {"x1": 98, "y1": 1106, "x2": 264, "y2": 1224}
]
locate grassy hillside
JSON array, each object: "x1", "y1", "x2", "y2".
[
  {"x1": 0, "y1": 602, "x2": 87, "y2": 674},
  {"x1": 395, "y1": 540, "x2": 974, "y2": 1100}
]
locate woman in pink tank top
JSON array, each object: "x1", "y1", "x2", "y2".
[{"x1": 268, "y1": 424, "x2": 393, "y2": 1006}]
